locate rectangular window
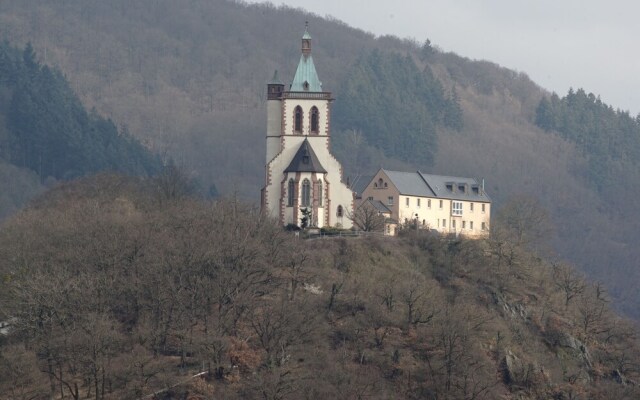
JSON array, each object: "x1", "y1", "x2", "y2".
[
  {"x1": 452, "y1": 220, "x2": 456, "y2": 229},
  {"x1": 417, "y1": 198, "x2": 421, "y2": 207},
  {"x1": 428, "y1": 199, "x2": 431, "y2": 208},
  {"x1": 470, "y1": 221, "x2": 474, "y2": 230},
  {"x1": 388, "y1": 196, "x2": 394, "y2": 206},
  {"x1": 439, "y1": 200, "x2": 443, "y2": 209},
  {"x1": 482, "y1": 204, "x2": 486, "y2": 213},
  {"x1": 368, "y1": 196, "x2": 373, "y2": 201},
  {"x1": 470, "y1": 203, "x2": 474, "y2": 212},
  {"x1": 462, "y1": 221, "x2": 466, "y2": 229},
  {"x1": 443, "y1": 219, "x2": 446, "y2": 228},
  {"x1": 452, "y1": 201, "x2": 463, "y2": 216},
  {"x1": 482, "y1": 222, "x2": 486, "y2": 231},
  {"x1": 406, "y1": 197, "x2": 410, "y2": 207}
]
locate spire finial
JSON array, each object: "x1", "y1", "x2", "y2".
[{"x1": 301, "y1": 21, "x2": 312, "y2": 55}]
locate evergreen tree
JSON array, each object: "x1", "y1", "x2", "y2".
[
  {"x1": 333, "y1": 50, "x2": 462, "y2": 167},
  {"x1": 0, "y1": 41, "x2": 161, "y2": 182}
]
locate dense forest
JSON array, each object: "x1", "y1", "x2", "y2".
[
  {"x1": 535, "y1": 88, "x2": 640, "y2": 194},
  {"x1": 1, "y1": 175, "x2": 639, "y2": 399},
  {"x1": 0, "y1": 40, "x2": 161, "y2": 217},
  {"x1": 333, "y1": 49, "x2": 462, "y2": 166}
]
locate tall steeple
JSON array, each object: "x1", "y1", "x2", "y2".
[
  {"x1": 290, "y1": 23, "x2": 323, "y2": 92},
  {"x1": 262, "y1": 26, "x2": 353, "y2": 229}
]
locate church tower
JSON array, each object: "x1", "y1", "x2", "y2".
[{"x1": 261, "y1": 26, "x2": 354, "y2": 228}]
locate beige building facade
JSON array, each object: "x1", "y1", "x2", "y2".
[
  {"x1": 261, "y1": 28, "x2": 354, "y2": 228},
  {"x1": 360, "y1": 169, "x2": 491, "y2": 237}
]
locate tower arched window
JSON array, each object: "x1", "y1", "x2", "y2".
[
  {"x1": 301, "y1": 179, "x2": 311, "y2": 206},
  {"x1": 294, "y1": 106, "x2": 303, "y2": 133},
  {"x1": 288, "y1": 179, "x2": 295, "y2": 206},
  {"x1": 310, "y1": 106, "x2": 319, "y2": 134},
  {"x1": 318, "y1": 180, "x2": 323, "y2": 206},
  {"x1": 337, "y1": 205, "x2": 343, "y2": 218}
]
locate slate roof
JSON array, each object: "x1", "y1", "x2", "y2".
[
  {"x1": 418, "y1": 172, "x2": 491, "y2": 202},
  {"x1": 349, "y1": 175, "x2": 373, "y2": 198},
  {"x1": 366, "y1": 199, "x2": 391, "y2": 214},
  {"x1": 284, "y1": 139, "x2": 327, "y2": 173},
  {"x1": 382, "y1": 170, "x2": 436, "y2": 197},
  {"x1": 381, "y1": 169, "x2": 491, "y2": 202}
]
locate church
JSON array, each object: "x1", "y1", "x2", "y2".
[{"x1": 261, "y1": 26, "x2": 355, "y2": 229}]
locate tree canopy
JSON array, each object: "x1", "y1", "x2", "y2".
[
  {"x1": 535, "y1": 88, "x2": 640, "y2": 191},
  {"x1": 0, "y1": 41, "x2": 161, "y2": 182},
  {"x1": 333, "y1": 50, "x2": 462, "y2": 167}
]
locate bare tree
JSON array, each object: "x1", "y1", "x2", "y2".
[
  {"x1": 348, "y1": 201, "x2": 386, "y2": 232},
  {"x1": 496, "y1": 194, "x2": 553, "y2": 250},
  {"x1": 552, "y1": 263, "x2": 586, "y2": 307}
]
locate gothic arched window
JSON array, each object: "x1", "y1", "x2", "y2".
[
  {"x1": 310, "y1": 106, "x2": 319, "y2": 134},
  {"x1": 288, "y1": 179, "x2": 295, "y2": 206},
  {"x1": 318, "y1": 180, "x2": 323, "y2": 206},
  {"x1": 294, "y1": 106, "x2": 303, "y2": 133},
  {"x1": 301, "y1": 179, "x2": 311, "y2": 206}
]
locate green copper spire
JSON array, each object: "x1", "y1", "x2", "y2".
[{"x1": 290, "y1": 23, "x2": 323, "y2": 92}]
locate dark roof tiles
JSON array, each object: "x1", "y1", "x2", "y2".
[{"x1": 284, "y1": 139, "x2": 327, "y2": 173}]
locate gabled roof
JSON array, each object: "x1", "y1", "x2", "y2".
[
  {"x1": 382, "y1": 170, "x2": 436, "y2": 197},
  {"x1": 418, "y1": 172, "x2": 491, "y2": 202},
  {"x1": 284, "y1": 139, "x2": 327, "y2": 173},
  {"x1": 380, "y1": 169, "x2": 491, "y2": 202},
  {"x1": 350, "y1": 175, "x2": 374, "y2": 197}
]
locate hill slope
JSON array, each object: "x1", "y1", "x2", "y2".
[
  {"x1": 1, "y1": 176, "x2": 639, "y2": 399},
  {"x1": 0, "y1": 0, "x2": 639, "y2": 319}
]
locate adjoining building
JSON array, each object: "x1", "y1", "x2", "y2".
[
  {"x1": 261, "y1": 26, "x2": 354, "y2": 228},
  {"x1": 359, "y1": 169, "x2": 491, "y2": 237}
]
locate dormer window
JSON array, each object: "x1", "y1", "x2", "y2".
[
  {"x1": 310, "y1": 106, "x2": 319, "y2": 133},
  {"x1": 303, "y1": 81, "x2": 309, "y2": 91},
  {"x1": 294, "y1": 106, "x2": 303, "y2": 133}
]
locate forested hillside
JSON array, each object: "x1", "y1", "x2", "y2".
[
  {"x1": 0, "y1": 0, "x2": 640, "y2": 319},
  {"x1": 1, "y1": 175, "x2": 639, "y2": 399},
  {"x1": 0, "y1": 40, "x2": 161, "y2": 217},
  {"x1": 333, "y1": 49, "x2": 462, "y2": 166}
]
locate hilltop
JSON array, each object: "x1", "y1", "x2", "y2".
[{"x1": 1, "y1": 175, "x2": 638, "y2": 399}]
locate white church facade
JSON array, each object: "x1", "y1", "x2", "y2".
[{"x1": 261, "y1": 27, "x2": 354, "y2": 228}]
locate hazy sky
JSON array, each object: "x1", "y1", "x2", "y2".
[{"x1": 249, "y1": 0, "x2": 640, "y2": 114}]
